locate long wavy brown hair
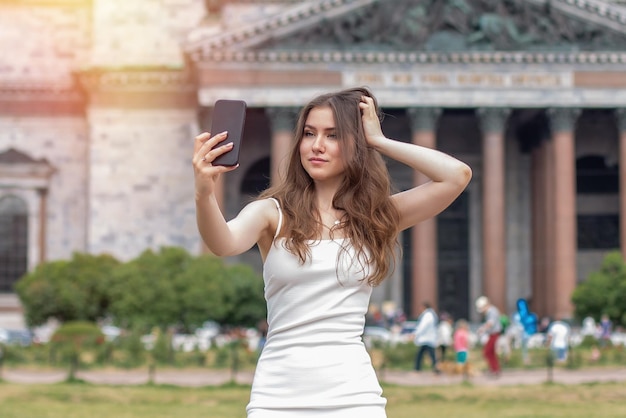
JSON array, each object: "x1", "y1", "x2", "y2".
[{"x1": 259, "y1": 87, "x2": 400, "y2": 286}]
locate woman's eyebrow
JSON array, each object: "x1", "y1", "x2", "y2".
[{"x1": 304, "y1": 124, "x2": 336, "y2": 131}]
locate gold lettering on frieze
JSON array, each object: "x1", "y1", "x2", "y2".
[
  {"x1": 457, "y1": 73, "x2": 505, "y2": 86},
  {"x1": 392, "y1": 73, "x2": 413, "y2": 85},
  {"x1": 419, "y1": 73, "x2": 449, "y2": 85},
  {"x1": 510, "y1": 74, "x2": 564, "y2": 87},
  {"x1": 346, "y1": 71, "x2": 570, "y2": 88},
  {"x1": 354, "y1": 73, "x2": 384, "y2": 85}
]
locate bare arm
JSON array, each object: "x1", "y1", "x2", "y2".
[
  {"x1": 359, "y1": 97, "x2": 472, "y2": 230},
  {"x1": 193, "y1": 131, "x2": 275, "y2": 256}
]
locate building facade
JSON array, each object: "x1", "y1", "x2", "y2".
[{"x1": 1, "y1": 0, "x2": 626, "y2": 323}]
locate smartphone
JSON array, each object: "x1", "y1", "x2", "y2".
[{"x1": 209, "y1": 99, "x2": 247, "y2": 166}]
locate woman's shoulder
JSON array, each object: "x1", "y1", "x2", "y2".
[
  {"x1": 247, "y1": 197, "x2": 282, "y2": 252},
  {"x1": 244, "y1": 196, "x2": 279, "y2": 210}
]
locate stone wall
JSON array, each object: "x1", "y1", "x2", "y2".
[
  {"x1": 0, "y1": 0, "x2": 209, "y2": 263},
  {"x1": 0, "y1": 2, "x2": 91, "y2": 85},
  {"x1": 0, "y1": 115, "x2": 89, "y2": 263},
  {"x1": 91, "y1": 0, "x2": 206, "y2": 68},
  {"x1": 87, "y1": 107, "x2": 201, "y2": 260}
]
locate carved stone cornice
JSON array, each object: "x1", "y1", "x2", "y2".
[
  {"x1": 525, "y1": 0, "x2": 626, "y2": 35},
  {"x1": 265, "y1": 107, "x2": 299, "y2": 133},
  {"x1": 478, "y1": 108, "x2": 512, "y2": 135},
  {"x1": 547, "y1": 108, "x2": 582, "y2": 133},
  {"x1": 193, "y1": 49, "x2": 626, "y2": 66},
  {"x1": 78, "y1": 68, "x2": 195, "y2": 94},
  {"x1": 406, "y1": 108, "x2": 442, "y2": 133},
  {"x1": 77, "y1": 68, "x2": 198, "y2": 108},
  {"x1": 0, "y1": 80, "x2": 85, "y2": 115},
  {"x1": 0, "y1": 83, "x2": 82, "y2": 100}
]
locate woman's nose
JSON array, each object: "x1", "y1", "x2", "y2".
[{"x1": 312, "y1": 135, "x2": 324, "y2": 152}]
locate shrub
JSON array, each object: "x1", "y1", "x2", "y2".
[{"x1": 50, "y1": 321, "x2": 104, "y2": 381}]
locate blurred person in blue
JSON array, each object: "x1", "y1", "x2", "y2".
[
  {"x1": 436, "y1": 311, "x2": 453, "y2": 362},
  {"x1": 546, "y1": 318, "x2": 571, "y2": 363},
  {"x1": 599, "y1": 313, "x2": 613, "y2": 348},
  {"x1": 413, "y1": 302, "x2": 441, "y2": 374},
  {"x1": 513, "y1": 298, "x2": 538, "y2": 365}
]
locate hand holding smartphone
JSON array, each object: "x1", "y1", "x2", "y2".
[{"x1": 209, "y1": 99, "x2": 247, "y2": 166}]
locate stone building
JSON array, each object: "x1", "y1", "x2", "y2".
[{"x1": 1, "y1": 0, "x2": 626, "y2": 325}]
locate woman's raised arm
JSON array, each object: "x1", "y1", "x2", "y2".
[{"x1": 359, "y1": 97, "x2": 472, "y2": 230}]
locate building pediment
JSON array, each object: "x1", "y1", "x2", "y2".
[
  {"x1": 0, "y1": 148, "x2": 55, "y2": 188},
  {"x1": 0, "y1": 148, "x2": 46, "y2": 165},
  {"x1": 187, "y1": 0, "x2": 626, "y2": 108},
  {"x1": 186, "y1": 0, "x2": 626, "y2": 62}
]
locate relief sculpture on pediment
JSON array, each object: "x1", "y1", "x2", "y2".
[{"x1": 259, "y1": 0, "x2": 626, "y2": 52}]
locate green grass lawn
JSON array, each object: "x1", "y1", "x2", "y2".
[{"x1": 1, "y1": 381, "x2": 625, "y2": 418}]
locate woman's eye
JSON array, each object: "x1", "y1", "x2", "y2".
[
  {"x1": 327, "y1": 134, "x2": 337, "y2": 139},
  {"x1": 304, "y1": 131, "x2": 315, "y2": 137}
]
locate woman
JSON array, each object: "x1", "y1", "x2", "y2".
[{"x1": 193, "y1": 87, "x2": 472, "y2": 417}]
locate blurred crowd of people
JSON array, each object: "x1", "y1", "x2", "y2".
[{"x1": 362, "y1": 297, "x2": 623, "y2": 378}]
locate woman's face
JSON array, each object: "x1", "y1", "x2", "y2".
[{"x1": 299, "y1": 106, "x2": 346, "y2": 184}]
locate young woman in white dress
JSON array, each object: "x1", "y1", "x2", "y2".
[{"x1": 193, "y1": 87, "x2": 472, "y2": 417}]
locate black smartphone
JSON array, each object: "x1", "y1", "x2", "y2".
[{"x1": 209, "y1": 99, "x2": 247, "y2": 166}]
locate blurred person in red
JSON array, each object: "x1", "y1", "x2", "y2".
[{"x1": 475, "y1": 296, "x2": 502, "y2": 377}]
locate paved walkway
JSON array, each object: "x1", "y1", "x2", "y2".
[{"x1": 3, "y1": 366, "x2": 626, "y2": 387}]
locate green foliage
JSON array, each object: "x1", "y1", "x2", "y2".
[
  {"x1": 151, "y1": 330, "x2": 174, "y2": 364},
  {"x1": 14, "y1": 253, "x2": 120, "y2": 326},
  {"x1": 50, "y1": 321, "x2": 105, "y2": 380},
  {"x1": 15, "y1": 246, "x2": 265, "y2": 332},
  {"x1": 578, "y1": 335, "x2": 599, "y2": 349},
  {"x1": 174, "y1": 253, "x2": 235, "y2": 329},
  {"x1": 572, "y1": 251, "x2": 626, "y2": 326},
  {"x1": 117, "y1": 328, "x2": 146, "y2": 368},
  {"x1": 222, "y1": 264, "x2": 266, "y2": 327},
  {"x1": 51, "y1": 321, "x2": 104, "y2": 347},
  {"x1": 106, "y1": 247, "x2": 264, "y2": 331},
  {"x1": 107, "y1": 247, "x2": 194, "y2": 331}
]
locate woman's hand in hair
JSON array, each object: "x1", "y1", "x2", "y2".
[{"x1": 359, "y1": 95, "x2": 386, "y2": 150}]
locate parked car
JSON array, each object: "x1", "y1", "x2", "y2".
[
  {"x1": 195, "y1": 320, "x2": 221, "y2": 348},
  {"x1": 0, "y1": 328, "x2": 33, "y2": 347},
  {"x1": 100, "y1": 325, "x2": 122, "y2": 342}
]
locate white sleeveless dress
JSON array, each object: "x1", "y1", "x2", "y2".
[{"x1": 246, "y1": 198, "x2": 387, "y2": 418}]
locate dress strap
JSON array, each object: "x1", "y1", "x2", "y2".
[{"x1": 267, "y1": 197, "x2": 283, "y2": 239}]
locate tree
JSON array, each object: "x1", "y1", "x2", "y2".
[
  {"x1": 50, "y1": 321, "x2": 104, "y2": 381},
  {"x1": 223, "y1": 263, "x2": 266, "y2": 327},
  {"x1": 15, "y1": 246, "x2": 266, "y2": 332},
  {"x1": 572, "y1": 251, "x2": 626, "y2": 326},
  {"x1": 107, "y1": 246, "x2": 193, "y2": 331},
  {"x1": 174, "y1": 253, "x2": 235, "y2": 329},
  {"x1": 14, "y1": 253, "x2": 120, "y2": 326},
  {"x1": 107, "y1": 247, "x2": 265, "y2": 332}
]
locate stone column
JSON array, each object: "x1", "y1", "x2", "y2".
[
  {"x1": 617, "y1": 109, "x2": 626, "y2": 261},
  {"x1": 530, "y1": 144, "x2": 547, "y2": 316},
  {"x1": 37, "y1": 188, "x2": 48, "y2": 263},
  {"x1": 266, "y1": 107, "x2": 299, "y2": 186},
  {"x1": 547, "y1": 108, "x2": 580, "y2": 320},
  {"x1": 478, "y1": 108, "x2": 510, "y2": 313},
  {"x1": 406, "y1": 107, "x2": 441, "y2": 316},
  {"x1": 544, "y1": 137, "x2": 557, "y2": 319}
]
